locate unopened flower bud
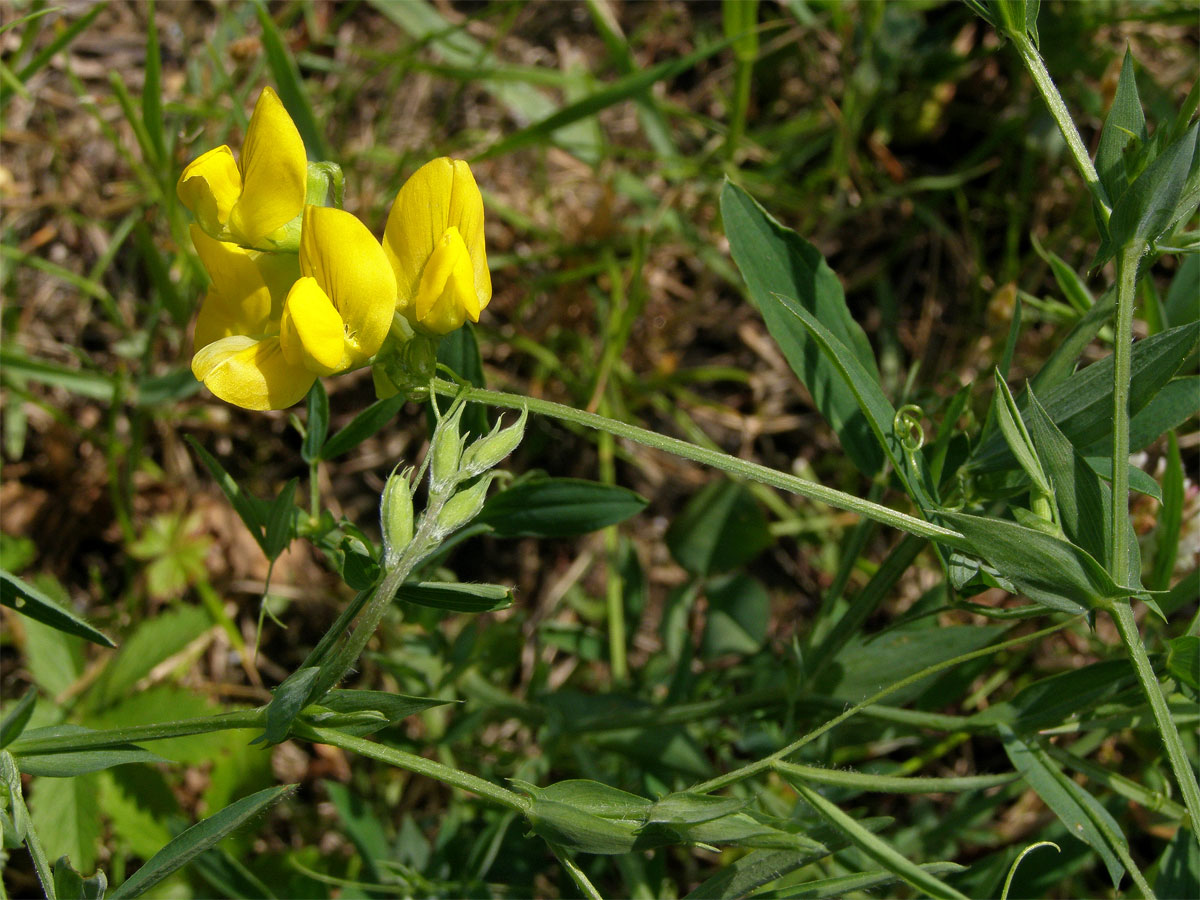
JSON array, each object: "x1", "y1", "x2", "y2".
[
  {"x1": 430, "y1": 405, "x2": 465, "y2": 492},
  {"x1": 380, "y1": 466, "x2": 414, "y2": 565},
  {"x1": 461, "y1": 406, "x2": 527, "y2": 476},
  {"x1": 436, "y1": 474, "x2": 496, "y2": 535}
]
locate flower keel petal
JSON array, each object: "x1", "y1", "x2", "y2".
[{"x1": 192, "y1": 335, "x2": 315, "y2": 411}]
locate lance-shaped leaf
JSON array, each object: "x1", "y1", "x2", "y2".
[
  {"x1": 1, "y1": 570, "x2": 114, "y2": 648},
  {"x1": 1096, "y1": 49, "x2": 1147, "y2": 208}
]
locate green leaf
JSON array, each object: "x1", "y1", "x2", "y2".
[
  {"x1": 1165, "y1": 253, "x2": 1199, "y2": 327},
  {"x1": 701, "y1": 574, "x2": 769, "y2": 657},
  {"x1": 1081, "y1": 457, "x2": 1162, "y2": 502},
  {"x1": 262, "y1": 666, "x2": 320, "y2": 746},
  {"x1": 263, "y1": 479, "x2": 298, "y2": 562},
  {"x1": 517, "y1": 779, "x2": 649, "y2": 855},
  {"x1": 787, "y1": 779, "x2": 967, "y2": 899},
  {"x1": 999, "y1": 729, "x2": 1128, "y2": 887},
  {"x1": 252, "y1": 3, "x2": 327, "y2": 160},
  {"x1": 643, "y1": 793, "x2": 747, "y2": 827},
  {"x1": 969, "y1": 659, "x2": 1137, "y2": 732},
  {"x1": 666, "y1": 481, "x2": 772, "y2": 577},
  {"x1": 1161, "y1": 567, "x2": 1199, "y2": 618},
  {"x1": 992, "y1": 373, "x2": 1051, "y2": 495},
  {"x1": 768, "y1": 864, "x2": 965, "y2": 899},
  {"x1": 84, "y1": 606, "x2": 209, "y2": 714},
  {"x1": 53, "y1": 855, "x2": 108, "y2": 900},
  {"x1": 185, "y1": 436, "x2": 268, "y2": 553},
  {"x1": 1167, "y1": 635, "x2": 1199, "y2": 691},
  {"x1": 1031, "y1": 235, "x2": 1093, "y2": 313},
  {"x1": 306, "y1": 690, "x2": 449, "y2": 738},
  {"x1": 1108, "y1": 122, "x2": 1200, "y2": 252},
  {"x1": 301, "y1": 381, "x2": 329, "y2": 464},
  {"x1": 30, "y1": 771, "x2": 100, "y2": 873},
  {"x1": 395, "y1": 581, "x2": 514, "y2": 613},
  {"x1": 109, "y1": 784, "x2": 296, "y2": 899},
  {"x1": 1095, "y1": 49, "x2": 1147, "y2": 208},
  {"x1": 318, "y1": 394, "x2": 406, "y2": 461},
  {"x1": 683, "y1": 848, "x2": 834, "y2": 899},
  {"x1": 1084, "y1": 375, "x2": 1199, "y2": 458},
  {"x1": 17, "y1": 739, "x2": 167, "y2": 777},
  {"x1": 940, "y1": 512, "x2": 1132, "y2": 613},
  {"x1": 0, "y1": 687, "x2": 37, "y2": 750},
  {"x1": 721, "y1": 180, "x2": 883, "y2": 476},
  {"x1": 1, "y1": 569, "x2": 114, "y2": 648},
  {"x1": 1150, "y1": 433, "x2": 1185, "y2": 591},
  {"x1": 141, "y1": 0, "x2": 164, "y2": 166},
  {"x1": 1154, "y1": 823, "x2": 1199, "y2": 899},
  {"x1": 478, "y1": 476, "x2": 647, "y2": 538},
  {"x1": 972, "y1": 320, "x2": 1200, "y2": 473}
]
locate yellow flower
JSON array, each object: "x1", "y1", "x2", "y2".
[
  {"x1": 177, "y1": 87, "x2": 308, "y2": 250},
  {"x1": 382, "y1": 158, "x2": 491, "y2": 335},
  {"x1": 191, "y1": 207, "x2": 396, "y2": 410}
]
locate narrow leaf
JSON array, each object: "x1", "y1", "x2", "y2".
[
  {"x1": 1108, "y1": 122, "x2": 1200, "y2": 251},
  {"x1": 478, "y1": 477, "x2": 647, "y2": 538},
  {"x1": 0, "y1": 570, "x2": 114, "y2": 648},
  {"x1": 394, "y1": 581, "x2": 514, "y2": 613},
  {"x1": 262, "y1": 667, "x2": 320, "y2": 746},
  {"x1": 263, "y1": 479, "x2": 298, "y2": 562},
  {"x1": 301, "y1": 380, "x2": 329, "y2": 464},
  {"x1": 18, "y1": 746, "x2": 167, "y2": 777},
  {"x1": 109, "y1": 785, "x2": 296, "y2": 899},
  {"x1": 185, "y1": 437, "x2": 267, "y2": 553},
  {"x1": 666, "y1": 482, "x2": 772, "y2": 577},
  {"x1": 318, "y1": 394, "x2": 405, "y2": 461},
  {"x1": 0, "y1": 687, "x2": 38, "y2": 750},
  {"x1": 1096, "y1": 49, "x2": 1147, "y2": 207}
]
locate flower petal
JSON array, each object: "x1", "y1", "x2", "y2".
[
  {"x1": 229, "y1": 87, "x2": 308, "y2": 246},
  {"x1": 383, "y1": 158, "x2": 491, "y2": 320},
  {"x1": 189, "y1": 226, "x2": 276, "y2": 345},
  {"x1": 177, "y1": 145, "x2": 242, "y2": 236},
  {"x1": 299, "y1": 206, "x2": 396, "y2": 362},
  {"x1": 280, "y1": 276, "x2": 346, "y2": 375},
  {"x1": 192, "y1": 334, "x2": 315, "y2": 411},
  {"x1": 414, "y1": 226, "x2": 478, "y2": 334}
]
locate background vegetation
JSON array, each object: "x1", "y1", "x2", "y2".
[{"x1": 1, "y1": 1, "x2": 1197, "y2": 897}]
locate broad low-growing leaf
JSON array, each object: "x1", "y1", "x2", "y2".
[
  {"x1": 1166, "y1": 635, "x2": 1199, "y2": 691},
  {"x1": 667, "y1": 482, "x2": 772, "y2": 577},
  {"x1": 478, "y1": 477, "x2": 647, "y2": 537},
  {"x1": 940, "y1": 512, "x2": 1133, "y2": 613},
  {"x1": 53, "y1": 855, "x2": 108, "y2": 900},
  {"x1": 1, "y1": 570, "x2": 115, "y2": 648},
  {"x1": 109, "y1": 784, "x2": 297, "y2": 899},
  {"x1": 395, "y1": 581, "x2": 514, "y2": 613},
  {"x1": 721, "y1": 180, "x2": 884, "y2": 476},
  {"x1": 701, "y1": 574, "x2": 770, "y2": 657},
  {"x1": 999, "y1": 729, "x2": 1128, "y2": 888}
]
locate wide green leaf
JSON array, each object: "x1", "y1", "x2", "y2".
[
  {"x1": 666, "y1": 481, "x2": 772, "y2": 577},
  {"x1": 478, "y1": 476, "x2": 647, "y2": 537},
  {"x1": 53, "y1": 855, "x2": 108, "y2": 900},
  {"x1": 109, "y1": 784, "x2": 297, "y2": 899},
  {"x1": 722, "y1": 180, "x2": 883, "y2": 476},
  {"x1": 701, "y1": 574, "x2": 769, "y2": 657},
  {"x1": 1, "y1": 570, "x2": 115, "y2": 648},
  {"x1": 1166, "y1": 635, "x2": 1199, "y2": 691}
]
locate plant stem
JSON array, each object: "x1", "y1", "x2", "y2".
[
  {"x1": 431, "y1": 379, "x2": 966, "y2": 548},
  {"x1": 1012, "y1": 35, "x2": 1112, "y2": 224},
  {"x1": 304, "y1": 725, "x2": 530, "y2": 814},
  {"x1": 15, "y1": 788, "x2": 56, "y2": 900},
  {"x1": 1110, "y1": 246, "x2": 1139, "y2": 575},
  {"x1": 549, "y1": 844, "x2": 604, "y2": 900},
  {"x1": 1110, "y1": 600, "x2": 1200, "y2": 841}
]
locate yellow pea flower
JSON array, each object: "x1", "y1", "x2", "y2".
[
  {"x1": 191, "y1": 207, "x2": 397, "y2": 411},
  {"x1": 177, "y1": 87, "x2": 308, "y2": 250},
  {"x1": 382, "y1": 158, "x2": 492, "y2": 335}
]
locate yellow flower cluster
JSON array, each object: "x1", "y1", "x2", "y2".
[{"x1": 178, "y1": 88, "x2": 491, "y2": 410}]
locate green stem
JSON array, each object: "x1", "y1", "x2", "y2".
[
  {"x1": 304, "y1": 725, "x2": 530, "y2": 815},
  {"x1": 1012, "y1": 35, "x2": 1112, "y2": 224},
  {"x1": 1110, "y1": 600, "x2": 1200, "y2": 841},
  {"x1": 16, "y1": 787, "x2": 56, "y2": 900},
  {"x1": 690, "y1": 619, "x2": 1075, "y2": 794},
  {"x1": 430, "y1": 379, "x2": 965, "y2": 548},
  {"x1": 1111, "y1": 246, "x2": 1139, "y2": 574},
  {"x1": 549, "y1": 843, "x2": 604, "y2": 900},
  {"x1": 773, "y1": 761, "x2": 1014, "y2": 794}
]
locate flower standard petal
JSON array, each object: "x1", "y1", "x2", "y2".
[
  {"x1": 280, "y1": 276, "x2": 347, "y2": 376},
  {"x1": 300, "y1": 206, "x2": 396, "y2": 363},
  {"x1": 229, "y1": 87, "x2": 308, "y2": 247},
  {"x1": 177, "y1": 145, "x2": 242, "y2": 236},
  {"x1": 192, "y1": 334, "x2": 315, "y2": 411}
]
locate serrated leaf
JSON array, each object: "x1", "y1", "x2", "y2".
[
  {"x1": 53, "y1": 855, "x2": 108, "y2": 900},
  {"x1": 1000, "y1": 729, "x2": 1128, "y2": 888},
  {"x1": 478, "y1": 477, "x2": 647, "y2": 538},
  {"x1": 667, "y1": 482, "x2": 772, "y2": 577},
  {"x1": 722, "y1": 180, "x2": 883, "y2": 476},
  {"x1": 702, "y1": 574, "x2": 769, "y2": 657},
  {"x1": 30, "y1": 771, "x2": 100, "y2": 872},
  {"x1": 940, "y1": 512, "x2": 1133, "y2": 613},
  {"x1": 109, "y1": 784, "x2": 296, "y2": 899},
  {"x1": 395, "y1": 581, "x2": 514, "y2": 613},
  {"x1": 318, "y1": 394, "x2": 405, "y2": 461},
  {"x1": 1, "y1": 570, "x2": 114, "y2": 648}
]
